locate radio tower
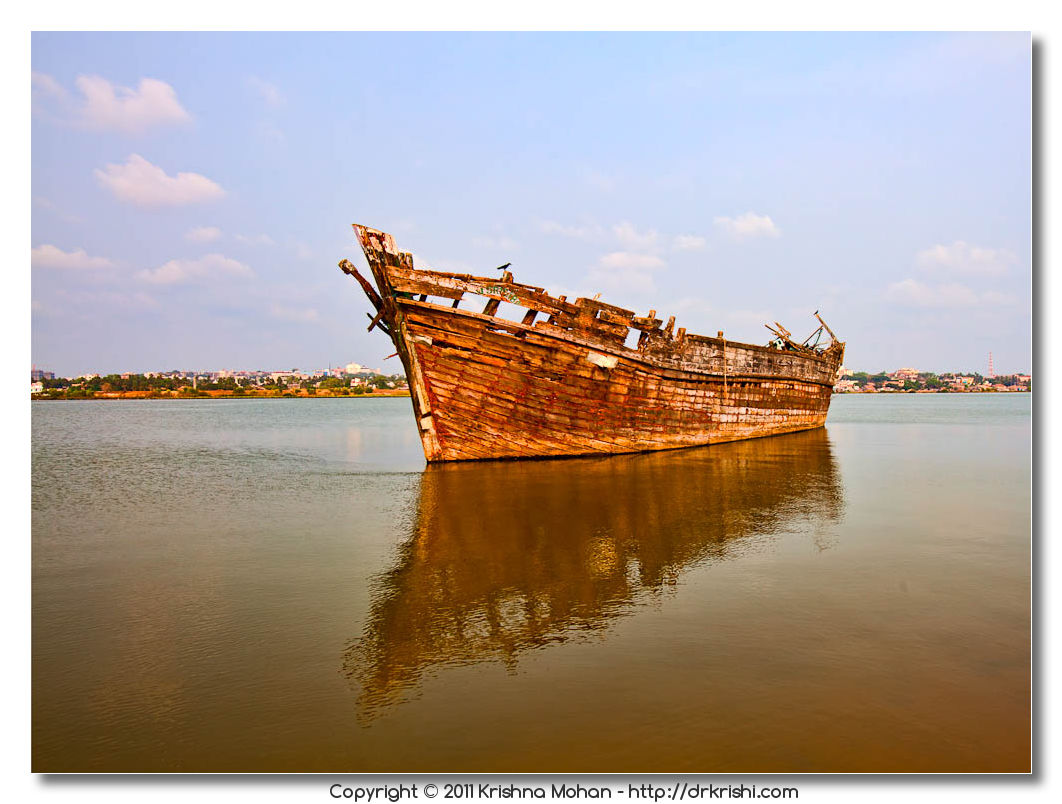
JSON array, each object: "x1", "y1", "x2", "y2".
[{"x1": 988, "y1": 351, "x2": 994, "y2": 378}]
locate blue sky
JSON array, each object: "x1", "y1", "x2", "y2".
[{"x1": 31, "y1": 32, "x2": 1031, "y2": 376}]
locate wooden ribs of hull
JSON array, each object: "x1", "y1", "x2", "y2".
[{"x1": 403, "y1": 302, "x2": 833, "y2": 462}]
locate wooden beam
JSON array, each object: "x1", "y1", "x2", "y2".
[
  {"x1": 815, "y1": 312, "x2": 838, "y2": 343},
  {"x1": 338, "y1": 259, "x2": 383, "y2": 311}
]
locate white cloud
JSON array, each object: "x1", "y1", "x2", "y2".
[
  {"x1": 612, "y1": 222, "x2": 659, "y2": 250},
  {"x1": 588, "y1": 251, "x2": 667, "y2": 296},
  {"x1": 713, "y1": 212, "x2": 780, "y2": 239},
  {"x1": 65, "y1": 289, "x2": 161, "y2": 310},
  {"x1": 915, "y1": 241, "x2": 1017, "y2": 276},
  {"x1": 539, "y1": 220, "x2": 604, "y2": 240},
  {"x1": 472, "y1": 235, "x2": 519, "y2": 250},
  {"x1": 542, "y1": 218, "x2": 706, "y2": 256},
  {"x1": 886, "y1": 278, "x2": 1016, "y2": 308},
  {"x1": 887, "y1": 279, "x2": 975, "y2": 307},
  {"x1": 669, "y1": 296, "x2": 713, "y2": 315},
  {"x1": 666, "y1": 296, "x2": 775, "y2": 336},
  {"x1": 185, "y1": 226, "x2": 222, "y2": 243},
  {"x1": 587, "y1": 269, "x2": 657, "y2": 296},
  {"x1": 235, "y1": 233, "x2": 276, "y2": 247},
  {"x1": 270, "y1": 303, "x2": 319, "y2": 323},
  {"x1": 597, "y1": 252, "x2": 666, "y2": 270},
  {"x1": 248, "y1": 76, "x2": 285, "y2": 107},
  {"x1": 413, "y1": 255, "x2": 475, "y2": 273},
  {"x1": 74, "y1": 75, "x2": 190, "y2": 133},
  {"x1": 292, "y1": 242, "x2": 315, "y2": 260},
  {"x1": 672, "y1": 234, "x2": 707, "y2": 251},
  {"x1": 31, "y1": 72, "x2": 66, "y2": 99},
  {"x1": 33, "y1": 73, "x2": 190, "y2": 134},
  {"x1": 137, "y1": 253, "x2": 252, "y2": 285},
  {"x1": 31, "y1": 244, "x2": 113, "y2": 271},
  {"x1": 33, "y1": 196, "x2": 82, "y2": 224},
  {"x1": 94, "y1": 154, "x2": 225, "y2": 207}
]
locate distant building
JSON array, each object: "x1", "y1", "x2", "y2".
[
  {"x1": 31, "y1": 369, "x2": 55, "y2": 382},
  {"x1": 345, "y1": 362, "x2": 364, "y2": 374},
  {"x1": 30, "y1": 381, "x2": 44, "y2": 394},
  {"x1": 891, "y1": 367, "x2": 920, "y2": 381}
]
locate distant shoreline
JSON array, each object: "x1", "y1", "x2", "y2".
[
  {"x1": 31, "y1": 390, "x2": 413, "y2": 401},
  {"x1": 833, "y1": 389, "x2": 1030, "y2": 395},
  {"x1": 30, "y1": 389, "x2": 1033, "y2": 402}
]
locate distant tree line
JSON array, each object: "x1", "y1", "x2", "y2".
[
  {"x1": 35, "y1": 371, "x2": 409, "y2": 398},
  {"x1": 842, "y1": 370, "x2": 1027, "y2": 393}
]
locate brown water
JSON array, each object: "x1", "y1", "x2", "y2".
[{"x1": 31, "y1": 394, "x2": 1030, "y2": 772}]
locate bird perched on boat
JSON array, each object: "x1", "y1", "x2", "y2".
[{"x1": 495, "y1": 262, "x2": 512, "y2": 271}]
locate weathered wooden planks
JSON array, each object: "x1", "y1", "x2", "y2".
[{"x1": 347, "y1": 223, "x2": 845, "y2": 463}]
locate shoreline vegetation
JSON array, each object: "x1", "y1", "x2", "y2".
[
  {"x1": 32, "y1": 389, "x2": 413, "y2": 400},
  {"x1": 833, "y1": 369, "x2": 1031, "y2": 394},
  {"x1": 836, "y1": 387, "x2": 1030, "y2": 394},
  {"x1": 30, "y1": 371, "x2": 412, "y2": 401}
]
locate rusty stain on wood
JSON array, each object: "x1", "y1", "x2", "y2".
[{"x1": 342, "y1": 224, "x2": 846, "y2": 463}]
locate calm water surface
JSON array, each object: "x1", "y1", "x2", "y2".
[{"x1": 31, "y1": 395, "x2": 1030, "y2": 772}]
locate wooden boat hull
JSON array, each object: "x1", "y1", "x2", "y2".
[{"x1": 341, "y1": 225, "x2": 844, "y2": 463}]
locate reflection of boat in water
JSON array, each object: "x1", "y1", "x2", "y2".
[{"x1": 343, "y1": 428, "x2": 844, "y2": 719}]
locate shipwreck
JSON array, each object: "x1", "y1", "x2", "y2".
[{"x1": 339, "y1": 224, "x2": 845, "y2": 462}]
